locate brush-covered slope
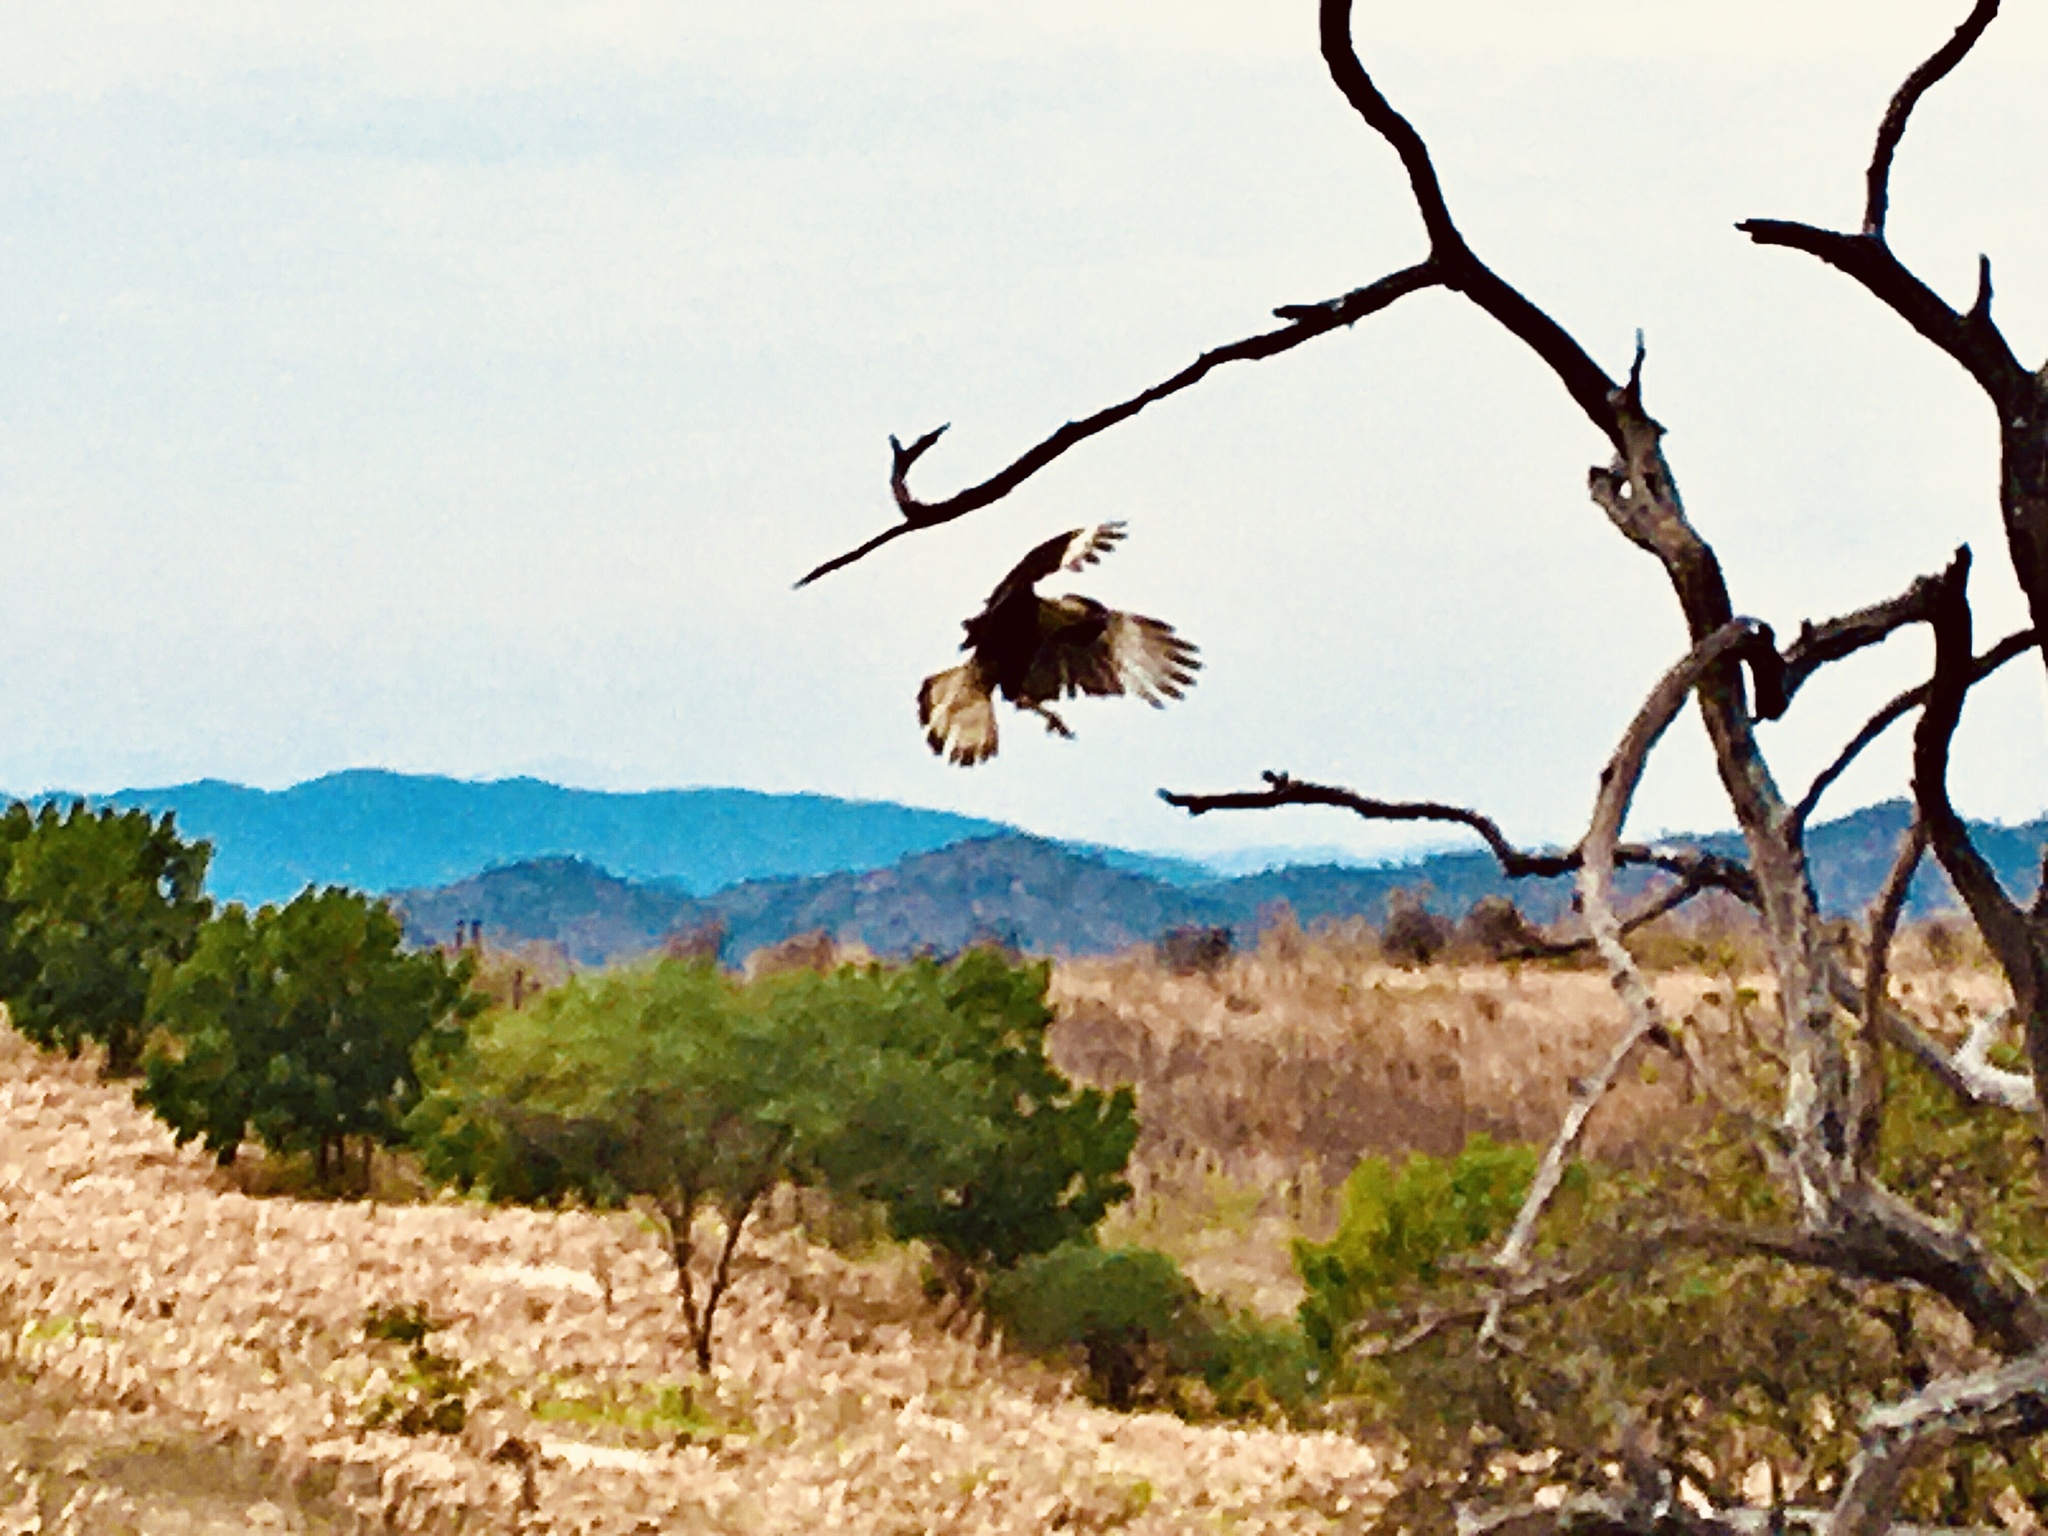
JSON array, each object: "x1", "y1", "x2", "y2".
[{"x1": 397, "y1": 801, "x2": 2048, "y2": 966}]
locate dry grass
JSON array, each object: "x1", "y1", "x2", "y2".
[
  {"x1": 1052, "y1": 929, "x2": 1724, "y2": 1180},
  {"x1": 1050, "y1": 928, "x2": 1723, "y2": 1316},
  {"x1": 1050, "y1": 921, "x2": 2014, "y2": 1316},
  {"x1": 0, "y1": 1026, "x2": 1386, "y2": 1535}
]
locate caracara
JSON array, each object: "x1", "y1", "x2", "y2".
[{"x1": 918, "y1": 523, "x2": 1199, "y2": 766}]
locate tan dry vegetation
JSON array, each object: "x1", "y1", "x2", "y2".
[
  {"x1": 0, "y1": 1027, "x2": 1385, "y2": 1535},
  {"x1": 1052, "y1": 932, "x2": 1712, "y2": 1180},
  {"x1": 1052, "y1": 922, "x2": 2016, "y2": 1316}
]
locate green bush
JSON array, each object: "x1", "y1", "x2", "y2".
[
  {"x1": 0, "y1": 802, "x2": 212, "y2": 1075},
  {"x1": 987, "y1": 1240, "x2": 1321, "y2": 1420},
  {"x1": 1199, "y1": 1310, "x2": 1322, "y2": 1424},
  {"x1": 1293, "y1": 1133, "x2": 1539, "y2": 1365},
  {"x1": 411, "y1": 950, "x2": 1141, "y2": 1367},
  {"x1": 796, "y1": 949, "x2": 1139, "y2": 1289},
  {"x1": 1319, "y1": 1059, "x2": 2048, "y2": 1535},
  {"x1": 985, "y1": 1242, "x2": 1213, "y2": 1409},
  {"x1": 138, "y1": 888, "x2": 478, "y2": 1187}
]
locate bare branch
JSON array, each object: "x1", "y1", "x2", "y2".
[
  {"x1": 1864, "y1": 0, "x2": 2001, "y2": 238},
  {"x1": 1363, "y1": 1217, "x2": 1915, "y2": 1363},
  {"x1": 1912, "y1": 549, "x2": 2045, "y2": 1096},
  {"x1": 1504, "y1": 868, "x2": 1745, "y2": 963},
  {"x1": 1791, "y1": 627, "x2": 2037, "y2": 836},
  {"x1": 1835, "y1": 1343, "x2": 2048, "y2": 1536},
  {"x1": 1825, "y1": 956, "x2": 2036, "y2": 1114},
  {"x1": 1159, "y1": 770, "x2": 1759, "y2": 904},
  {"x1": 1316, "y1": 0, "x2": 1623, "y2": 447},
  {"x1": 1854, "y1": 820, "x2": 1931, "y2": 1164},
  {"x1": 793, "y1": 262, "x2": 1440, "y2": 586},
  {"x1": 1491, "y1": 621, "x2": 1777, "y2": 1288},
  {"x1": 1737, "y1": 222, "x2": 2027, "y2": 407},
  {"x1": 1830, "y1": 1180, "x2": 2048, "y2": 1356},
  {"x1": 1772, "y1": 571, "x2": 1946, "y2": 719}
]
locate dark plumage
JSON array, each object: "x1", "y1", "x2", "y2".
[{"x1": 918, "y1": 523, "x2": 1200, "y2": 766}]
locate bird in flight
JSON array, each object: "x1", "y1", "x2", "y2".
[{"x1": 919, "y1": 523, "x2": 1199, "y2": 766}]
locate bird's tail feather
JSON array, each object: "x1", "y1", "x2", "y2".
[{"x1": 918, "y1": 663, "x2": 999, "y2": 766}]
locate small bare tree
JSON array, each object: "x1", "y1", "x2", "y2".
[{"x1": 802, "y1": 4, "x2": 2048, "y2": 1532}]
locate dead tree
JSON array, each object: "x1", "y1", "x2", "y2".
[{"x1": 801, "y1": 4, "x2": 2048, "y2": 1532}]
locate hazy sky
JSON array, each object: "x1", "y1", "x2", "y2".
[{"x1": 2, "y1": 2, "x2": 2045, "y2": 863}]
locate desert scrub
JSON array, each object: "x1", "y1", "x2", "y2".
[
  {"x1": 526, "y1": 1377, "x2": 740, "y2": 1447},
  {"x1": 985, "y1": 1241, "x2": 1320, "y2": 1422},
  {"x1": 360, "y1": 1305, "x2": 473, "y2": 1435}
]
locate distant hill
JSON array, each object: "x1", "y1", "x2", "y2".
[
  {"x1": 396, "y1": 800, "x2": 2048, "y2": 967},
  {"x1": 44, "y1": 771, "x2": 1010, "y2": 905}
]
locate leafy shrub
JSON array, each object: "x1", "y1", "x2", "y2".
[
  {"x1": 985, "y1": 1242, "x2": 1213, "y2": 1409},
  {"x1": 1293, "y1": 1133, "x2": 1538, "y2": 1365},
  {"x1": 1322, "y1": 1050, "x2": 2048, "y2": 1535},
  {"x1": 799, "y1": 949, "x2": 1139, "y2": 1290},
  {"x1": 1156, "y1": 924, "x2": 1234, "y2": 976},
  {"x1": 1198, "y1": 1311, "x2": 1323, "y2": 1424},
  {"x1": 987, "y1": 1241, "x2": 1321, "y2": 1420},
  {"x1": 0, "y1": 802, "x2": 212, "y2": 1075},
  {"x1": 1379, "y1": 891, "x2": 1453, "y2": 968},
  {"x1": 138, "y1": 888, "x2": 478, "y2": 1188},
  {"x1": 413, "y1": 950, "x2": 1140, "y2": 1364},
  {"x1": 1454, "y1": 896, "x2": 1540, "y2": 960}
]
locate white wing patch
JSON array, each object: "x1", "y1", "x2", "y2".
[
  {"x1": 918, "y1": 662, "x2": 999, "y2": 765},
  {"x1": 1059, "y1": 522, "x2": 1126, "y2": 574}
]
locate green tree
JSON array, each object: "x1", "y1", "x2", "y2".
[
  {"x1": 794, "y1": 949, "x2": 1140, "y2": 1291},
  {"x1": 410, "y1": 961, "x2": 839, "y2": 1370},
  {"x1": 0, "y1": 803, "x2": 42, "y2": 1004},
  {"x1": 2, "y1": 802, "x2": 212, "y2": 1075},
  {"x1": 140, "y1": 887, "x2": 477, "y2": 1187},
  {"x1": 412, "y1": 950, "x2": 1140, "y2": 1366}
]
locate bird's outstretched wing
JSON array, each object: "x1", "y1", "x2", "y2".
[
  {"x1": 1025, "y1": 602, "x2": 1200, "y2": 706},
  {"x1": 987, "y1": 522, "x2": 1126, "y2": 605},
  {"x1": 918, "y1": 662, "x2": 999, "y2": 765},
  {"x1": 1106, "y1": 612, "x2": 1201, "y2": 705}
]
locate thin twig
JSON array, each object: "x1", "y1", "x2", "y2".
[
  {"x1": 1791, "y1": 627, "x2": 2036, "y2": 836},
  {"x1": 1856, "y1": 820, "x2": 1931, "y2": 1164},
  {"x1": 1865, "y1": 0, "x2": 2001, "y2": 237}
]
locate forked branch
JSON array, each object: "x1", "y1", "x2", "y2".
[
  {"x1": 1491, "y1": 621, "x2": 1776, "y2": 1286},
  {"x1": 1739, "y1": 1, "x2": 2028, "y2": 408},
  {"x1": 1834, "y1": 1344, "x2": 2048, "y2": 1536},
  {"x1": 799, "y1": 0, "x2": 1654, "y2": 586},
  {"x1": 794, "y1": 261, "x2": 1440, "y2": 586},
  {"x1": 1159, "y1": 770, "x2": 1758, "y2": 905},
  {"x1": 1913, "y1": 548, "x2": 2048, "y2": 1132},
  {"x1": 1792, "y1": 626, "x2": 2036, "y2": 835},
  {"x1": 1827, "y1": 955, "x2": 2037, "y2": 1114},
  {"x1": 1773, "y1": 570, "x2": 1948, "y2": 718}
]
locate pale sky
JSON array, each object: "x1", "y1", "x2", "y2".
[{"x1": 2, "y1": 2, "x2": 2045, "y2": 864}]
